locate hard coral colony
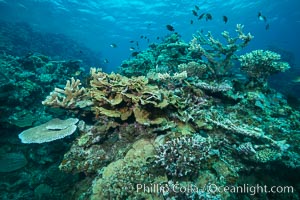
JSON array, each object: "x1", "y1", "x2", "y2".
[{"x1": 20, "y1": 24, "x2": 300, "y2": 199}]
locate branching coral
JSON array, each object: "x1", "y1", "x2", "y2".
[
  {"x1": 189, "y1": 24, "x2": 253, "y2": 77},
  {"x1": 42, "y1": 77, "x2": 92, "y2": 109},
  {"x1": 178, "y1": 61, "x2": 212, "y2": 78},
  {"x1": 239, "y1": 50, "x2": 290, "y2": 85},
  {"x1": 155, "y1": 135, "x2": 212, "y2": 177},
  {"x1": 192, "y1": 80, "x2": 233, "y2": 93},
  {"x1": 201, "y1": 108, "x2": 289, "y2": 151}
]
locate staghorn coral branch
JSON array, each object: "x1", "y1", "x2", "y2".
[
  {"x1": 204, "y1": 110, "x2": 289, "y2": 151},
  {"x1": 42, "y1": 77, "x2": 92, "y2": 109},
  {"x1": 189, "y1": 24, "x2": 253, "y2": 77}
]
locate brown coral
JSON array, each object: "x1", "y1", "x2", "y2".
[
  {"x1": 42, "y1": 77, "x2": 92, "y2": 109},
  {"x1": 89, "y1": 68, "x2": 176, "y2": 125}
]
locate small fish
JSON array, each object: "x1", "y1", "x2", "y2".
[
  {"x1": 223, "y1": 16, "x2": 228, "y2": 24},
  {"x1": 110, "y1": 43, "x2": 117, "y2": 48},
  {"x1": 205, "y1": 13, "x2": 212, "y2": 21},
  {"x1": 192, "y1": 10, "x2": 198, "y2": 16},
  {"x1": 147, "y1": 38, "x2": 149, "y2": 43},
  {"x1": 292, "y1": 77, "x2": 300, "y2": 83},
  {"x1": 140, "y1": 35, "x2": 144, "y2": 39},
  {"x1": 166, "y1": 24, "x2": 175, "y2": 31},
  {"x1": 136, "y1": 41, "x2": 139, "y2": 46},
  {"x1": 103, "y1": 58, "x2": 109, "y2": 63},
  {"x1": 75, "y1": 71, "x2": 81, "y2": 76},
  {"x1": 265, "y1": 23, "x2": 270, "y2": 30},
  {"x1": 190, "y1": 20, "x2": 194, "y2": 24},
  {"x1": 198, "y1": 13, "x2": 205, "y2": 20},
  {"x1": 129, "y1": 47, "x2": 135, "y2": 51},
  {"x1": 131, "y1": 52, "x2": 139, "y2": 57},
  {"x1": 149, "y1": 44, "x2": 157, "y2": 49},
  {"x1": 129, "y1": 40, "x2": 134, "y2": 43},
  {"x1": 195, "y1": 5, "x2": 200, "y2": 11},
  {"x1": 156, "y1": 36, "x2": 160, "y2": 40},
  {"x1": 258, "y1": 12, "x2": 267, "y2": 22}
]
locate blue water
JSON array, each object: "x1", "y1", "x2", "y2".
[{"x1": 1, "y1": 0, "x2": 299, "y2": 72}]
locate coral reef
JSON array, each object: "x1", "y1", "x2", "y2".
[
  {"x1": 120, "y1": 24, "x2": 253, "y2": 81},
  {"x1": 15, "y1": 24, "x2": 300, "y2": 199},
  {"x1": 0, "y1": 20, "x2": 100, "y2": 67},
  {"x1": 0, "y1": 53, "x2": 86, "y2": 128}
]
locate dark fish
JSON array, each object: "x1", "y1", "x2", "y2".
[
  {"x1": 149, "y1": 44, "x2": 157, "y2": 49},
  {"x1": 136, "y1": 41, "x2": 139, "y2": 46},
  {"x1": 131, "y1": 52, "x2": 139, "y2": 57},
  {"x1": 140, "y1": 35, "x2": 144, "y2": 39},
  {"x1": 192, "y1": 10, "x2": 198, "y2": 16},
  {"x1": 190, "y1": 20, "x2": 194, "y2": 24},
  {"x1": 223, "y1": 16, "x2": 228, "y2": 24},
  {"x1": 265, "y1": 23, "x2": 270, "y2": 30},
  {"x1": 129, "y1": 40, "x2": 134, "y2": 43},
  {"x1": 110, "y1": 43, "x2": 117, "y2": 48},
  {"x1": 166, "y1": 24, "x2": 175, "y2": 31},
  {"x1": 103, "y1": 58, "x2": 109, "y2": 63},
  {"x1": 258, "y1": 12, "x2": 267, "y2": 22},
  {"x1": 156, "y1": 36, "x2": 160, "y2": 40},
  {"x1": 205, "y1": 13, "x2": 212, "y2": 21},
  {"x1": 195, "y1": 5, "x2": 200, "y2": 11},
  {"x1": 198, "y1": 13, "x2": 205, "y2": 20}
]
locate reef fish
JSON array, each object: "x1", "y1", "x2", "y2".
[
  {"x1": 131, "y1": 51, "x2": 139, "y2": 57},
  {"x1": 292, "y1": 77, "x2": 300, "y2": 83},
  {"x1": 166, "y1": 24, "x2": 175, "y2": 31},
  {"x1": 258, "y1": 12, "x2": 267, "y2": 22},
  {"x1": 205, "y1": 13, "x2": 212, "y2": 21},
  {"x1": 192, "y1": 10, "x2": 198, "y2": 16},
  {"x1": 223, "y1": 16, "x2": 228, "y2": 24},
  {"x1": 265, "y1": 23, "x2": 270, "y2": 30},
  {"x1": 198, "y1": 13, "x2": 205, "y2": 20},
  {"x1": 110, "y1": 43, "x2": 117, "y2": 48}
]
